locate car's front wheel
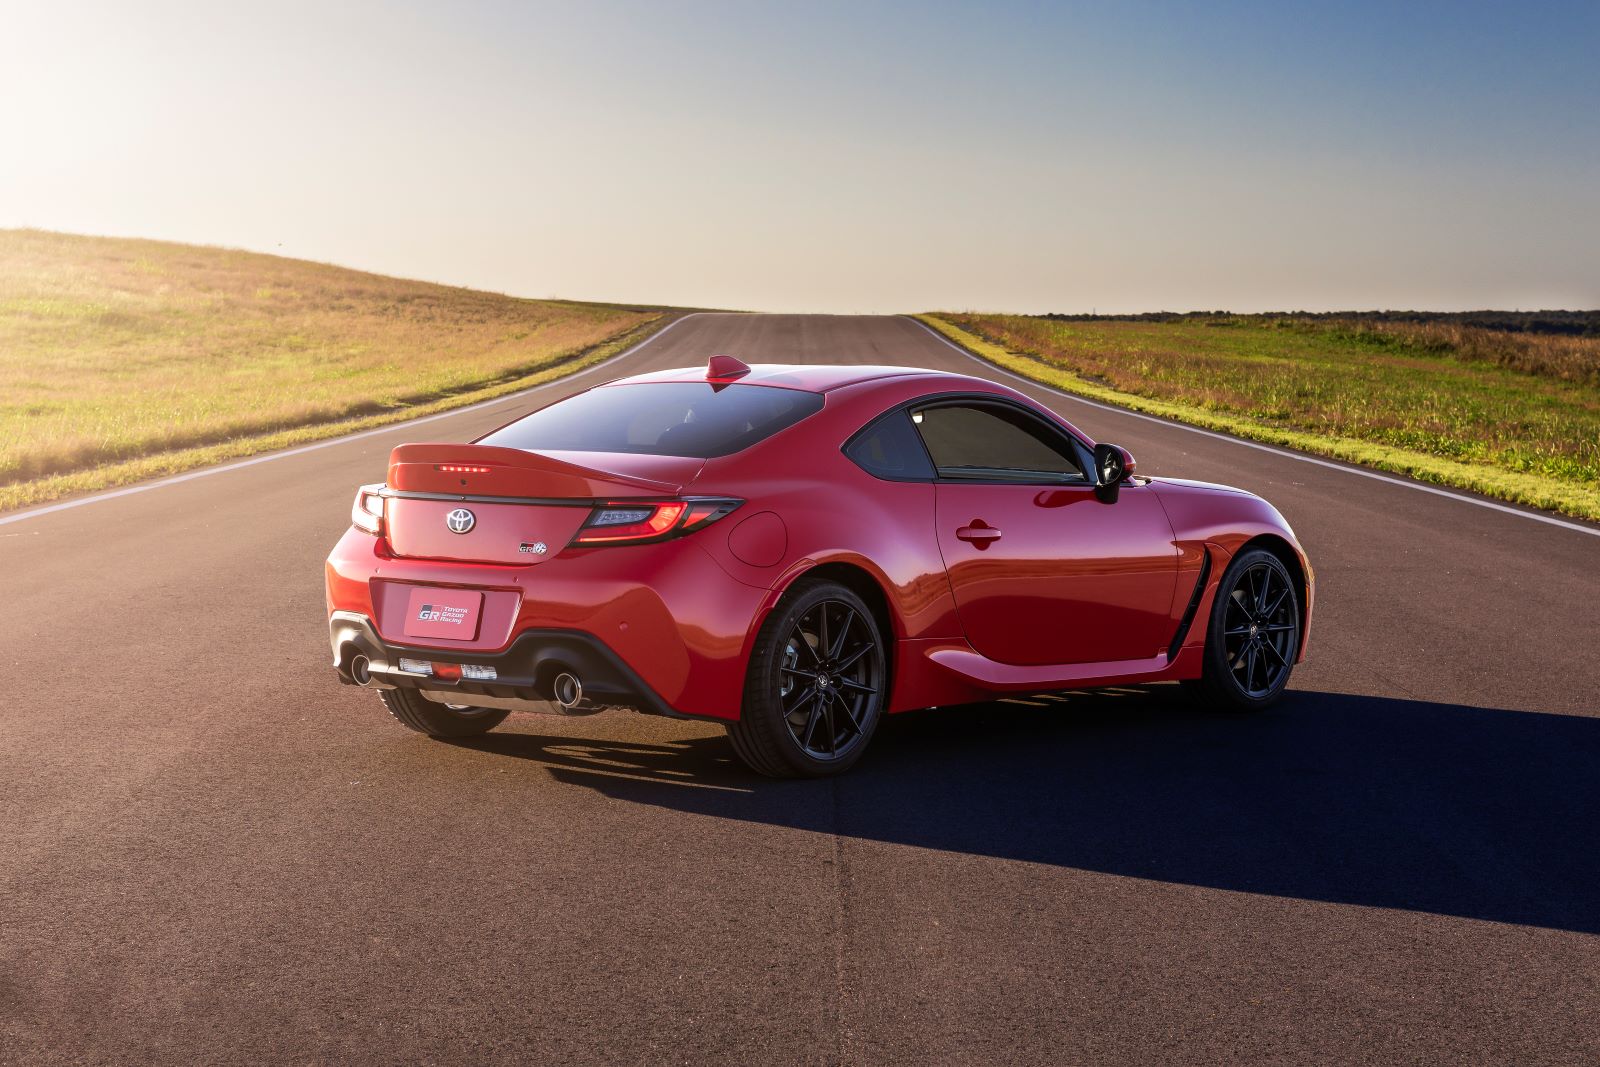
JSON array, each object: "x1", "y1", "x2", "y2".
[
  {"x1": 379, "y1": 688, "x2": 509, "y2": 738},
  {"x1": 1185, "y1": 547, "x2": 1301, "y2": 712},
  {"x1": 727, "y1": 579, "x2": 887, "y2": 778}
]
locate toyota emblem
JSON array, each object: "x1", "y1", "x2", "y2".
[{"x1": 445, "y1": 508, "x2": 476, "y2": 534}]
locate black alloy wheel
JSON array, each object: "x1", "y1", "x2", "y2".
[
  {"x1": 777, "y1": 598, "x2": 881, "y2": 759},
  {"x1": 728, "y1": 580, "x2": 886, "y2": 777},
  {"x1": 1187, "y1": 547, "x2": 1301, "y2": 711}
]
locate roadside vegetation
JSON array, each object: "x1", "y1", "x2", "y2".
[
  {"x1": 0, "y1": 230, "x2": 671, "y2": 511},
  {"x1": 919, "y1": 311, "x2": 1600, "y2": 522}
]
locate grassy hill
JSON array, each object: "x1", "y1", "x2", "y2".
[
  {"x1": 920, "y1": 312, "x2": 1600, "y2": 522},
  {"x1": 0, "y1": 230, "x2": 671, "y2": 510},
  {"x1": 5, "y1": 230, "x2": 1594, "y2": 523}
]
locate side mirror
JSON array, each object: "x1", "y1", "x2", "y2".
[{"x1": 1093, "y1": 443, "x2": 1134, "y2": 503}]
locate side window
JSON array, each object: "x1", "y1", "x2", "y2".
[
  {"x1": 844, "y1": 410, "x2": 936, "y2": 481},
  {"x1": 912, "y1": 403, "x2": 1087, "y2": 482}
]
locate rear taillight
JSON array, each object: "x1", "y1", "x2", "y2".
[
  {"x1": 572, "y1": 498, "x2": 742, "y2": 546},
  {"x1": 351, "y1": 484, "x2": 385, "y2": 535}
]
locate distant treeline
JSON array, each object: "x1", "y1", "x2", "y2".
[{"x1": 1036, "y1": 310, "x2": 1600, "y2": 337}]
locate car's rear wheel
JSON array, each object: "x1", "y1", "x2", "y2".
[
  {"x1": 379, "y1": 688, "x2": 509, "y2": 737},
  {"x1": 1185, "y1": 547, "x2": 1301, "y2": 712},
  {"x1": 727, "y1": 580, "x2": 886, "y2": 778}
]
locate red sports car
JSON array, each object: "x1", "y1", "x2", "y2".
[{"x1": 326, "y1": 356, "x2": 1313, "y2": 777}]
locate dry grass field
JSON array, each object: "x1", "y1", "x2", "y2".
[
  {"x1": 5, "y1": 229, "x2": 1593, "y2": 522},
  {"x1": 0, "y1": 230, "x2": 665, "y2": 505},
  {"x1": 923, "y1": 312, "x2": 1600, "y2": 521}
]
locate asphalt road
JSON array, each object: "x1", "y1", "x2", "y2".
[{"x1": 4, "y1": 313, "x2": 1599, "y2": 1065}]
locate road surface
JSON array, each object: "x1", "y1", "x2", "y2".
[{"x1": 4, "y1": 314, "x2": 1598, "y2": 1064}]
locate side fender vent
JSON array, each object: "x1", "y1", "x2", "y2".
[{"x1": 1167, "y1": 546, "x2": 1213, "y2": 661}]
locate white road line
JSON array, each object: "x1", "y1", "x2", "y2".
[
  {"x1": 905, "y1": 316, "x2": 1600, "y2": 540},
  {"x1": 0, "y1": 313, "x2": 702, "y2": 529}
]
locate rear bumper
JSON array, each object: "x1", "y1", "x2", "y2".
[
  {"x1": 325, "y1": 526, "x2": 768, "y2": 719},
  {"x1": 329, "y1": 611, "x2": 690, "y2": 719}
]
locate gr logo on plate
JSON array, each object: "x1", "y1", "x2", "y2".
[{"x1": 402, "y1": 586, "x2": 484, "y2": 640}]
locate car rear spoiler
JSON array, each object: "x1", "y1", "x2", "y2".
[{"x1": 387, "y1": 443, "x2": 682, "y2": 498}]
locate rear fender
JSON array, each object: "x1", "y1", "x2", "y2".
[
  {"x1": 745, "y1": 553, "x2": 903, "y2": 645},
  {"x1": 741, "y1": 553, "x2": 937, "y2": 713}
]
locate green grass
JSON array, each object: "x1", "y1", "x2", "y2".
[
  {"x1": 0, "y1": 230, "x2": 676, "y2": 511},
  {"x1": 917, "y1": 313, "x2": 1600, "y2": 523}
]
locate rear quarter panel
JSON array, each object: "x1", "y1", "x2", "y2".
[
  {"x1": 688, "y1": 380, "x2": 974, "y2": 710},
  {"x1": 693, "y1": 435, "x2": 961, "y2": 642}
]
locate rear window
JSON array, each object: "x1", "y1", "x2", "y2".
[{"x1": 478, "y1": 382, "x2": 825, "y2": 458}]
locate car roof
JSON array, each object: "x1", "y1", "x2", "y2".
[{"x1": 605, "y1": 363, "x2": 954, "y2": 393}]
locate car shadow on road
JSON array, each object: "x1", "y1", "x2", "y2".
[{"x1": 452, "y1": 687, "x2": 1600, "y2": 935}]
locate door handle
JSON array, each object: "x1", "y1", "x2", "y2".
[{"x1": 956, "y1": 522, "x2": 1002, "y2": 546}]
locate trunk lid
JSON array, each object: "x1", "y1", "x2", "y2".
[{"x1": 383, "y1": 444, "x2": 704, "y2": 564}]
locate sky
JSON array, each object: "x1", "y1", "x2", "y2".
[{"x1": 2, "y1": 0, "x2": 1596, "y2": 313}]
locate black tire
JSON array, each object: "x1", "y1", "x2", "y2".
[
  {"x1": 379, "y1": 688, "x2": 509, "y2": 738},
  {"x1": 726, "y1": 579, "x2": 887, "y2": 778},
  {"x1": 1185, "y1": 547, "x2": 1301, "y2": 712}
]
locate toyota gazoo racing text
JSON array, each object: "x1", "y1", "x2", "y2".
[{"x1": 326, "y1": 355, "x2": 1314, "y2": 777}]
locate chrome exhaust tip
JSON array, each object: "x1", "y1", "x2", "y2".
[
  {"x1": 552, "y1": 671, "x2": 583, "y2": 709},
  {"x1": 350, "y1": 654, "x2": 373, "y2": 687}
]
